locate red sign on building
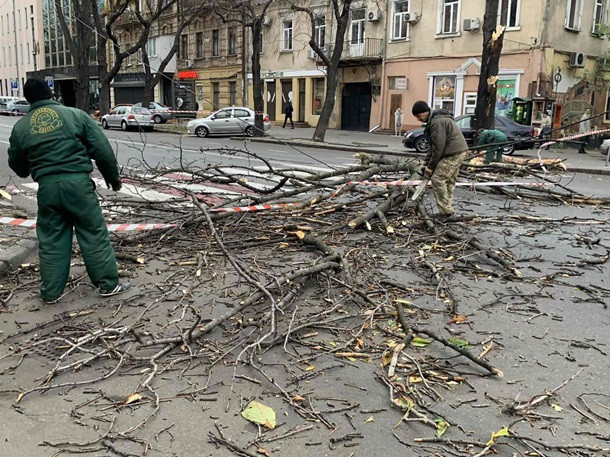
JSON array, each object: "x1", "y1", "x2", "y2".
[{"x1": 178, "y1": 71, "x2": 197, "y2": 79}]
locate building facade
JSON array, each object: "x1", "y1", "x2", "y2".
[{"x1": 0, "y1": 0, "x2": 42, "y2": 99}]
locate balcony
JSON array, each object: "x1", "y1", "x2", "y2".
[{"x1": 313, "y1": 38, "x2": 383, "y2": 66}]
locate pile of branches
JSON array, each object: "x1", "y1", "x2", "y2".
[{"x1": 1, "y1": 148, "x2": 608, "y2": 456}]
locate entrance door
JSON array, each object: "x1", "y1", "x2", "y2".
[
  {"x1": 341, "y1": 83, "x2": 372, "y2": 131},
  {"x1": 298, "y1": 79, "x2": 305, "y2": 122},
  {"x1": 266, "y1": 81, "x2": 276, "y2": 121},
  {"x1": 281, "y1": 79, "x2": 292, "y2": 115},
  {"x1": 350, "y1": 9, "x2": 365, "y2": 57},
  {"x1": 389, "y1": 94, "x2": 403, "y2": 129}
]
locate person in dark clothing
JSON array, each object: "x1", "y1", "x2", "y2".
[
  {"x1": 7, "y1": 78, "x2": 131, "y2": 304},
  {"x1": 411, "y1": 100, "x2": 469, "y2": 221},
  {"x1": 476, "y1": 129, "x2": 508, "y2": 164},
  {"x1": 283, "y1": 101, "x2": 294, "y2": 129}
]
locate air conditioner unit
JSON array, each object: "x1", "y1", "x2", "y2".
[
  {"x1": 405, "y1": 12, "x2": 421, "y2": 23},
  {"x1": 308, "y1": 48, "x2": 319, "y2": 60},
  {"x1": 463, "y1": 18, "x2": 480, "y2": 31},
  {"x1": 185, "y1": 59, "x2": 194, "y2": 68},
  {"x1": 367, "y1": 9, "x2": 381, "y2": 22},
  {"x1": 569, "y1": 52, "x2": 586, "y2": 68},
  {"x1": 262, "y1": 15, "x2": 271, "y2": 26}
]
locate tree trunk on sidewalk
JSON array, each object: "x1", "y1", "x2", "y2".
[
  {"x1": 252, "y1": 17, "x2": 265, "y2": 137},
  {"x1": 473, "y1": 0, "x2": 505, "y2": 130}
]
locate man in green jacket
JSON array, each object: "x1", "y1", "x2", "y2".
[
  {"x1": 411, "y1": 101, "x2": 469, "y2": 222},
  {"x1": 476, "y1": 129, "x2": 508, "y2": 164},
  {"x1": 7, "y1": 78, "x2": 131, "y2": 303}
]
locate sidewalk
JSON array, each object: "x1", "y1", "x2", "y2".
[{"x1": 238, "y1": 126, "x2": 610, "y2": 175}]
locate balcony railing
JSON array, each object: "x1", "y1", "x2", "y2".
[{"x1": 316, "y1": 38, "x2": 383, "y2": 63}]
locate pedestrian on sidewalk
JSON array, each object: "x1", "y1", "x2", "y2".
[
  {"x1": 7, "y1": 78, "x2": 131, "y2": 304},
  {"x1": 475, "y1": 129, "x2": 508, "y2": 164},
  {"x1": 394, "y1": 108, "x2": 403, "y2": 137},
  {"x1": 283, "y1": 101, "x2": 294, "y2": 129},
  {"x1": 578, "y1": 109, "x2": 592, "y2": 154},
  {"x1": 411, "y1": 100, "x2": 469, "y2": 222}
]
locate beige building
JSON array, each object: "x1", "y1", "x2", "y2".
[
  {"x1": 247, "y1": 0, "x2": 385, "y2": 130},
  {"x1": 382, "y1": 0, "x2": 610, "y2": 130},
  {"x1": 0, "y1": 0, "x2": 42, "y2": 99}
]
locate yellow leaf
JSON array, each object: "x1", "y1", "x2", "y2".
[
  {"x1": 348, "y1": 357, "x2": 357, "y2": 362},
  {"x1": 295, "y1": 231, "x2": 306, "y2": 240},
  {"x1": 364, "y1": 416, "x2": 375, "y2": 423},
  {"x1": 387, "y1": 340, "x2": 398, "y2": 348},
  {"x1": 136, "y1": 257, "x2": 145, "y2": 264},
  {"x1": 306, "y1": 365, "x2": 315, "y2": 371},
  {"x1": 487, "y1": 426, "x2": 510, "y2": 446},
  {"x1": 393, "y1": 396, "x2": 414, "y2": 410},
  {"x1": 382, "y1": 351, "x2": 393, "y2": 366},
  {"x1": 241, "y1": 401, "x2": 276, "y2": 429},
  {"x1": 125, "y1": 393, "x2": 142, "y2": 405},
  {"x1": 0, "y1": 189, "x2": 12, "y2": 201},
  {"x1": 394, "y1": 299, "x2": 412, "y2": 305},
  {"x1": 293, "y1": 395, "x2": 305, "y2": 403},
  {"x1": 16, "y1": 393, "x2": 23, "y2": 403},
  {"x1": 279, "y1": 242, "x2": 289, "y2": 248},
  {"x1": 408, "y1": 376, "x2": 423, "y2": 383},
  {"x1": 329, "y1": 341, "x2": 337, "y2": 347},
  {"x1": 551, "y1": 403, "x2": 563, "y2": 412}
]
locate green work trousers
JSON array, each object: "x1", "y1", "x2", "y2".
[
  {"x1": 485, "y1": 146, "x2": 503, "y2": 164},
  {"x1": 430, "y1": 151, "x2": 468, "y2": 216},
  {"x1": 36, "y1": 173, "x2": 118, "y2": 301}
]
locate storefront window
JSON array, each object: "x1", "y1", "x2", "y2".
[
  {"x1": 433, "y1": 75, "x2": 455, "y2": 113},
  {"x1": 495, "y1": 79, "x2": 516, "y2": 116},
  {"x1": 312, "y1": 78, "x2": 324, "y2": 115}
]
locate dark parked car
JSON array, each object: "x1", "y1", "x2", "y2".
[{"x1": 403, "y1": 114, "x2": 536, "y2": 154}]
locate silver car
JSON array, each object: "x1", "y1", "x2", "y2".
[
  {"x1": 6, "y1": 99, "x2": 30, "y2": 114},
  {"x1": 101, "y1": 106, "x2": 155, "y2": 131},
  {"x1": 133, "y1": 101, "x2": 174, "y2": 124},
  {"x1": 186, "y1": 107, "x2": 271, "y2": 138}
]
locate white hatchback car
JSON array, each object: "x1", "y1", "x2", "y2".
[
  {"x1": 186, "y1": 107, "x2": 270, "y2": 138},
  {"x1": 601, "y1": 138, "x2": 610, "y2": 157},
  {"x1": 101, "y1": 106, "x2": 155, "y2": 131}
]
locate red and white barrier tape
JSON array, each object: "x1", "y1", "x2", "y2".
[
  {"x1": 0, "y1": 217, "x2": 176, "y2": 231},
  {"x1": 209, "y1": 202, "x2": 300, "y2": 213},
  {"x1": 538, "y1": 127, "x2": 610, "y2": 172}
]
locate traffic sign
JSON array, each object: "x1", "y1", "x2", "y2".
[
  {"x1": 45, "y1": 76, "x2": 54, "y2": 90},
  {"x1": 10, "y1": 80, "x2": 18, "y2": 92}
]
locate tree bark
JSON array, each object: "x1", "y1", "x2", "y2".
[
  {"x1": 251, "y1": 17, "x2": 265, "y2": 136},
  {"x1": 473, "y1": 0, "x2": 505, "y2": 130},
  {"x1": 310, "y1": 0, "x2": 352, "y2": 143}
]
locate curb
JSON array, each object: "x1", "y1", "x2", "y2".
[
  {"x1": 233, "y1": 137, "x2": 610, "y2": 175},
  {"x1": 0, "y1": 238, "x2": 38, "y2": 277}
]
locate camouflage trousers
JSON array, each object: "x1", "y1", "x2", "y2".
[{"x1": 430, "y1": 151, "x2": 468, "y2": 215}]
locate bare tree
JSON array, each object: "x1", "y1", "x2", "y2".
[
  {"x1": 138, "y1": 0, "x2": 212, "y2": 108},
  {"x1": 473, "y1": 0, "x2": 505, "y2": 130},
  {"x1": 209, "y1": 0, "x2": 274, "y2": 136},
  {"x1": 54, "y1": 0, "x2": 95, "y2": 111},
  {"x1": 92, "y1": 0, "x2": 178, "y2": 114},
  {"x1": 293, "y1": 0, "x2": 353, "y2": 142}
]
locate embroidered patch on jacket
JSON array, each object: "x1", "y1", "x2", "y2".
[{"x1": 30, "y1": 107, "x2": 63, "y2": 134}]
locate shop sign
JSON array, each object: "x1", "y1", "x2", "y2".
[
  {"x1": 178, "y1": 71, "x2": 198, "y2": 79},
  {"x1": 495, "y1": 79, "x2": 516, "y2": 116},
  {"x1": 395, "y1": 77, "x2": 408, "y2": 90}
]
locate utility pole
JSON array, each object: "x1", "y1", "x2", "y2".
[
  {"x1": 473, "y1": 0, "x2": 505, "y2": 130},
  {"x1": 12, "y1": 0, "x2": 21, "y2": 97}
]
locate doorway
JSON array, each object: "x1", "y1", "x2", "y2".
[
  {"x1": 298, "y1": 79, "x2": 306, "y2": 122},
  {"x1": 341, "y1": 82, "x2": 371, "y2": 131},
  {"x1": 389, "y1": 94, "x2": 402, "y2": 128},
  {"x1": 266, "y1": 81, "x2": 276, "y2": 121}
]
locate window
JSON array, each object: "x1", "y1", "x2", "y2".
[
  {"x1": 228, "y1": 28, "x2": 237, "y2": 55},
  {"x1": 212, "y1": 30, "x2": 219, "y2": 56},
  {"x1": 439, "y1": 0, "x2": 460, "y2": 34},
  {"x1": 314, "y1": 15, "x2": 325, "y2": 48},
  {"x1": 229, "y1": 81, "x2": 236, "y2": 105},
  {"x1": 565, "y1": 0, "x2": 583, "y2": 30},
  {"x1": 283, "y1": 20, "x2": 293, "y2": 51},
  {"x1": 196, "y1": 32, "x2": 203, "y2": 58},
  {"x1": 215, "y1": 109, "x2": 231, "y2": 119},
  {"x1": 350, "y1": 9, "x2": 365, "y2": 44},
  {"x1": 234, "y1": 109, "x2": 250, "y2": 118},
  {"x1": 393, "y1": 0, "x2": 410, "y2": 40},
  {"x1": 388, "y1": 76, "x2": 407, "y2": 90},
  {"x1": 27, "y1": 43, "x2": 30, "y2": 64},
  {"x1": 497, "y1": 0, "x2": 520, "y2": 28},
  {"x1": 18, "y1": 10, "x2": 20, "y2": 30},
  {"x1": 124, "y1": 44, "x2": 131, "y2": 65},
  {"x1": 312, "y1": 77, "x2": 324, "y2": 115},
  {"x1": 432, "y1": 75, "x2": 456, "y2": 113},
  {"x1": 146, "y1": 38, "x2": 156, "y2": 57},
  {"x1": 180, "y1": 34, "x2": 188, "y2": 59},
  {"x1": 25, "y1": 8, "x2": 27, "y2": 29},
  {"x1": 593, "y1": 0, "x2": 607, "y2": 34},
  {"x1": 212, "y1": 82, "x2": 219, "y2": 108},
  {"x1": 463, "y1": 93, "x2": 477, "y2": 115}
]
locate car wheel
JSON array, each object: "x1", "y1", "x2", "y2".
[
  {"x1": 121, "y1": 121, "x2": 128, "y2": 131},
  {"x1": 502, "y1": 143, "x2": 515, "y2": 155},
  {"x1": 101, "y1": 119, "x2": 109, "y2": 129},
  {"x1": 11, "y1": 109, "x2": 19, "y2": 115},
  {"x1": 414, "y1": 136, "x2": 430, "y2": 153},
  {"x1": 245, "y1": 126, "x2": 255, "y2": 137},
  {"x1": 195, "y1": 126, "x2": 209, "y2": 138},
  {"x1": 153, "y1": 114, "x2": 163, "y2": 124}
]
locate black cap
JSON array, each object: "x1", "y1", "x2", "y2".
[
  {"x1": 24, "y1": 78, "x2": 53, "y2": 104},
  {"x1": 411, "y1": 100, "x2": 430, "y2": 116}
]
